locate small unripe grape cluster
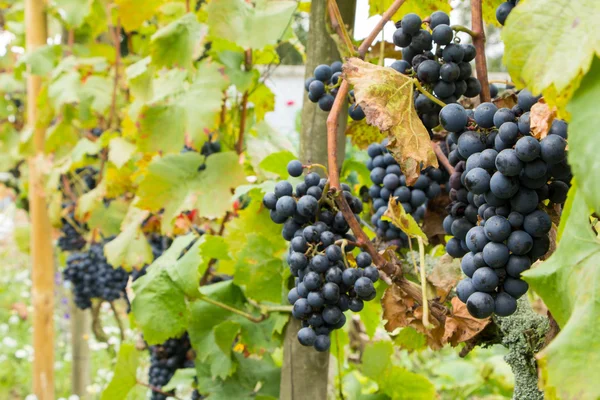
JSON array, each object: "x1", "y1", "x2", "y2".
[
  {"x1": 304, "y1": 62, "x2": 366, "y2": 121},
  {"x1": 440, "y1": 89, "x2": 571, "y2": 318},
  {"x1": 264, "y1": 160, "x2": 379, "y2": 352},
  {"x1": 365, "y1": 140, "x2": 447, "y2": 245},
  {"x1": 391, "y1": 11, "x2": 481, "y2": 130}
]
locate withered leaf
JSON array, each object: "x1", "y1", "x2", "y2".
[
  {"x1": 427, "y1": 254, "x2": 462, "y2": 300},
  {"x1": 383, "y1": 197, "x2": 428, "y2": 244},
  {"x1": 343, "y1": 57, "x2": 438, "y2": 185},
  {"x1": 493, "y1": 90, "x2": 518, "y2": 109},
  {"x1": 530, "y1": 100, "x2": 557, "y2": 139},
  {"x1": 345, "y1": 119, "x2": 387, "y2": 150},
  {"x1": 443, "y1": 297, "x2": 490, "y2": 346}
]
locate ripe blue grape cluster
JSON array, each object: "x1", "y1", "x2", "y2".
[
  {"x1": 496, "y1": 0, "x2": 518, "y2": 25},
  {"x1": 305, "y1": 62, "x2": 366, "y2": 120},
  {"x1": 392, "y1": 12, "x2": 481, "y2": 130},
  {"x1": 440, "y1": 90, "x2": 570, "y2": 318},
  {"x1": 57, "y1": 207, "x2": 87, "y2": 251},
  {"x1": 63, "y1": 241, "x2": 130, "y2": 310},
  {"x1": 264, "y1": 160, "x2": 379, "y2": 352},
  {"x1": 148, "y1": 333, "x2": 195, "y2": 400},
  {"x1": 365, "y1": 140, "x2": 446, "y2": 245}
]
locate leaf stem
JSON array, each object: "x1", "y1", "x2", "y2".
[
  {"x1": 417, "y1": 236, "x2": 433, "y2": 329},
  {"x1": 198, "y1": 293, "x2": 267, "y2": 323},
  {"x1": 327, "y1": 0, "x2": 356, "y2": 56},
  {"x1": 431, "y1": 141, "x2": 455, "y2": 174},
  {"x1": 109, "y1": 301, "x2": 125, "y2": 341},
  {"x1": 413, "y1": 78, "x2": 446, "y2": 108}
]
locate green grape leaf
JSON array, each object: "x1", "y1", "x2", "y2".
[
  {"x1": 0, "y1": 73, "x2": 24, "y2": 93},
  {"x1": 104, "y1": 206, "x2": 153, "y2": 271},
  {"x1": 88, "y1": 198, "x2": 129, "y2": 237},
  {"x1": 206, "y1": 0, "x2": 297, "y2": 50},
  {"x1": 79, "y1": 75, "x2": 112, "y2": 114},
  {"x1": 150, "y1": 13, "x2": 206, "y2": 70},
  {"x1": 566, "y1": 57, "x2": 600, "y2": 213},
  {"x1": 345, "y1": 119, "x2": 387, "y2": 150},
  {"x1": 522, "y1": 187, "x2": 600, "y2": 400},
  {"x1": 16, "y1": 44, "x2": 61, "y2": 76},
  {"x1": 369, "y1": 0, "x2": 451, "y2": 22},
  {"x1": 162, "y1": 368, "x2": 197, "y2": 392},
  {"x1": 219, "y1": 51, "x2": 257, "y2": 92},
  {"x1": 502, "y1": 0, "x2": 600, "y2": 112},
  {"x1": 393, "y1": 327, "x2": 427, "y2": 351},
  {"x1": 245, "y1": 121, "x2": 296, "y2": 171},
  {"x1": 136, "y1": 103, "x2": 186, "y2": 154},
  {"x1": 360, "y1": 282, "x2": 386, "y2": 338},
  {"x1": 344, "y1": 57, "x2": 437, "y2": 185},
  {"x1": 233, "y1": 234, "x2": 284, "y2": 303},
  {"x1": 48, "y1": 71, "x2": 81, "y2": 111},
  {"x1": 211, "y1": 320, "x2": 242, "y2": 379},
  {"x1": 54, "y1": 0, "x2": 92, "y2": 28},
  {"x1": 258, "y1": 150, "x2": 296, "y2": 178},
  {"x1": 341, "y1": 159, "x2": 372, "y2": 190},
  {"x1": 248, "y1": 83, "x2": 274, "y2": 122},
  {"x1": 69, "y1": 138, "x2": 100, "y2": 165},
  {"x1": 45, "y1": 117, "x2": 80, "y2": 158},
  {"x1": 179, "y1": 61, "x2": 230, "y2": 150},
  {"x1": 136, "y1": 152, "x2": 246, "y2": 229},
  {"x1": 101, "y1": 343, "x2": 140, "y2": 400},
  {"x1": 115, "y1": 0, "x2": 165, "y2": 31},
  {"x1": 362, "y1": 341, "x2": 436, "y2": 400},
  {"x1": 0, "y1": 124, "x2": 20, "y2": 171},
  {"x1": 383, "y1": 197, "x2": 428, "y2": 244},
  {"x1": 131, "y1": 268, "x2": 189, "y2": 345},
  {"x1": 126, "y1": 56, "x2": 154, "y2": 105},
  {"x1": 109, "y1": 137, "x2": 136, "y2": 169}
]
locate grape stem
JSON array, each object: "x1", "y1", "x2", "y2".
[
  {"x1": 471, "y1": 0, "x2": 491, "y2": 103},
  {"x1": 109, "y1": 301, "x2": 125, "y2": 341},
  {"x1": 197, "y1": 293, "x2": 291, "y2": 323},
  {"x1": 417, "y1": 236, "x2": 433, "y2": 329},
  {"x1": 431, "y1": 141, "x2": 455, "y2": 174},
  {"x1": 236, "y1": 49, "x2": 253, "y2": 155},
  {"x1": 413, "y1": 78, "x2": 447, "y2": 108},
  {"x1": 450, "y1": 24, "x2": 477, "y2": 38}
]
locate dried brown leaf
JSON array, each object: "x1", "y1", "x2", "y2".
[
  {"x1": 427, "y1": 254, "x2": 462, "y2": 300},
  {"x1": 345, "y1": 119, "x2": 387, "y2": 150},
  {"x1": 443, "y1": 297, "x2": 490, "y2": 346},
  {"x1": 530, "y1": 100, "x2": 557, "y2": 139},
  {"x1": 382, "y1": 284, "x2": 445, "y2": 349},
  {"x1": 493, "y1": 91, "x2": 518, "y2": 109},
  {"x1": 343, "y1": 57, "x2": 437, "y2": 185}
]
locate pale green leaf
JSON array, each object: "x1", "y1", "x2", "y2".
[
  {"x1": 136, "y1": 104, "x2": 186, "y2": 154},
  {"x1": 104, "y1": 206, "x2": 153, "y2": 271},
  {"x1": 162, "y1": 368, "x2": 196, "y2": 392},
  {"x1": 150, "y1": 13, "x2": 206, "y2": 70},
  {"x1": 502, "y1": 0, "x2": 600, "y2": 112},
  {"x1": 248, "y1": 83, "x2": 274, "y2": 122},
  {"x1": 206, "y1": 0, "x2": 297, "y2": 50},
  {"x1": 258, "y1": 150, "x2": 296, "y2": 178},
  {"x1": 88, "y1": 198, "x2": 129, "y2": 237},
  {"x1": 79, "y1": 75, "x2": 112, "y2": 114},
  {"x1": 54, "y1": 0, "x2": 92, "y2": 28},
  {"x1": 109, "y1": 137, "x2": 136, "y2": 169},
  {"x1": 101, "y1": 343, "x2": 140, "y2": 400},
  {"x1": 522, "y1": 187, "x2": 600, "y2": 400},
  {"x1": 45, "y1": 118, "x2": 80, "y2": 157},
  {"x1": 48, "y1": 71, "x2": 81, "y2": 111},
  {"x1": 17, "y1": 44, "x2": 61, "y2": 76},
  {"x1": 566, "y1": 57, "x2": 600, "y2": 212}
]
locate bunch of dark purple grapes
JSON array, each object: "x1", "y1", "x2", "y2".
[
  {"x1": 496, "y1": 0, "x2": 518, "y2": 25},
  {"x1": 63, "y1": 241, "x2": 130, "y2": 310},
  {"x1": 304, "y1": 61, "x2": 366, "y2": 121},
  {"x1": 365, "y1": 140, "x2": 446, "y2": 245},
  {"x1": 148, "y1": 333, "x2": 195, "y2": 400},
  {"x1": 57, "y1": 205, "x2": 87, "y2": 252},
  {"x1": 440, "y1": 89, "x2": 570, "y2": 318},
  {"x1": 391, "y1": 11, "x2": 481, "y2": 130},
  {"x1": 263, "y1": 160, "x2": 380, "y2": 352}
]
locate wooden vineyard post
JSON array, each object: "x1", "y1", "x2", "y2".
[
  {"x1": 25, "y1": 0, "x2": 55, "y2": 398},
  {"x1": 280, "y1": 1, "x2": 356, "y2": 399}
]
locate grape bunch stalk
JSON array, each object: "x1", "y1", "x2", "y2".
[
  {"x1": 63, "y1": 241, "x2": 130, "y2": 310},
  {"x1": 305, "y1": 61, "x2": 366, "y2": 121},
  {"x1": 365, "y1": 140, "x2": 446, "y2": 245},
  {"x1": 391, "y1": 11, "x2": 481, "y2": 131},
  {"x1": 263, "y1": 160, "x2": 380, "y2": 352},
  {"x1": 440, "y1": 89, "x2": 571, "y2": 318}
]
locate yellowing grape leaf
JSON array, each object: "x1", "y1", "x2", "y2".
[
  {"x1": 345, "y1": 119, "x2": 387, "y2": 150},
  {"x1": 115, "y1": 0, "x2": 165, "y2": 31},
  {"x1": 206, "y1": 0, "x2": 297, "y2": 50},
  {"x1": 343, "y1": 58, "x2": 437, "y2": 185},
  {"x1": 369, "y1": 0, "x2": 451, "y2": 22},
  {"x1": 482, "y1": 0, "x2": 504, "y2": 27},
  {"x1": 522, "y1": 188, "x2": 600, "y2": 400},
  {"x1": 104, "y1": 205, "x2": 153, "y2": 271},
  {"x1": 567, "y1": 57, "x2": 600, "y2": 213},
  {"x1": 108, "y1": 137, "x2": 136, "y2": 169},
  {"x1": 136, "y1": 152, "x2": 246, "y2": 231},
  {"x1": 502, "y1": 0, "x2": 600, "y2": 112},
  {"x1": 383, "y1": 197, "x2": 428, "y2": 244}
]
